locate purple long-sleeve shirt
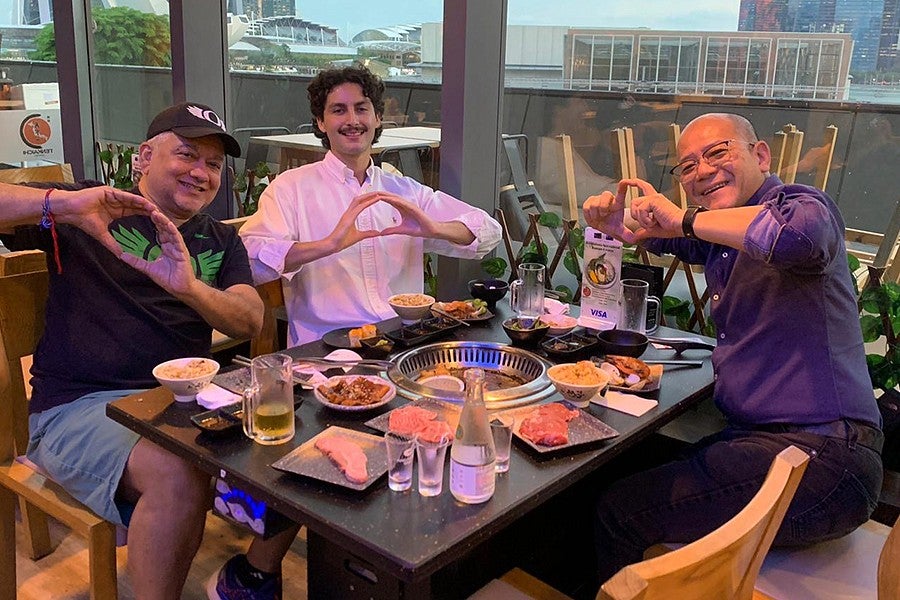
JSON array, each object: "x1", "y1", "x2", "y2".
[{"x1": 645, "y1": 175, "x2": 880, "y2": 428}]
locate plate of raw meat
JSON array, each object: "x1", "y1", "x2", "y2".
[
  {"x1": 365, "y1": 399, "x2": 459, "y2": 442},
  {"x1": 500, "y1": 401, "x2": 619, "y2": 453},
  {"x1": 271, "y1": 426, "x2": 388, "y2": 491}
]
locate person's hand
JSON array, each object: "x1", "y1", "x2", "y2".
[
  {"x1": 326, "y1": 192, "x2": 387, "y2": 252},
  {"x1": 624, "y1": 178, "x2": 685, "y2": 241},
  {"x1": 53, "y1": 186, "x2": 157, "y2": 256},
  {"x1": 119, "y1": 210, "x2": 198, "y2": 295},
  {"x1": 583, "y1": 181, "x2": 641, "y2": 244},
  {"x1": 375, "y1": 192, "x2": 445, "y2": 239}
]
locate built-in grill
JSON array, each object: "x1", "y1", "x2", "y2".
[{"x1": 386, "y1": 341, "x2": 555, "y2": 409}]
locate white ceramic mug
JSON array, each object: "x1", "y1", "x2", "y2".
[{"x1": 619, "y1": 279, "x2": 661, "y2": 334}]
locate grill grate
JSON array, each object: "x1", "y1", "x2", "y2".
[{"x1": 387, "y1": 341, "x2": 554, "y2": 409}]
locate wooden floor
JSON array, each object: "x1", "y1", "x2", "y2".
[{"x1": 14, "y1": 509, "x2": 309, "y2": 599}]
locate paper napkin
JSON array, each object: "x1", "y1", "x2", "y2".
[
  {"x1": 591, "y1": 390, "x2": 658, "y2": 417},
  {"x1": 544, "y1": 298, "x2": 570, "y2": 315},
  {"x1": 293, "y1": 349, "x2": 363, "y2": 386},
  {"x1": 196, "y1": 383, "x2": 241, "y2": 409}
]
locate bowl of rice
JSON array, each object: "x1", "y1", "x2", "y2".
[
  {"x1": 153, "y1": 357, "x2": 220, "y2": 403},
  {"x1": 388, "y1": 293, "x2": 435, "y2": 324},
  {"x1": 547, "y1": 361, "x2": 611, "y2": 408}
]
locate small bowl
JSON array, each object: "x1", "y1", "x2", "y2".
[
  {"x1": 388, "y1": 293, "x2": 436, "y2": 324},
  {"x1": 540, "y1": 314, "x2": 578, "y2": 336},
  {"x1": 547, "y1": 362, "x2": 611, "y2": 408},
  {"x1": 502, "y1": 317, "x2": 550, "y2": 347},
  {"x1": 596, "y1": 329, "x2": 649, "y2": 358},
  {"x1": 468, "y1": 279, "x2": 509, "y2": 308},
  {"x1": 419, "y1": 375, "x2": 466, "y2": 392},
  {"x1": 153, "y1": 357, "x2": 220, "y2": 403}
]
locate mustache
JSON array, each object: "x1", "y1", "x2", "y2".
[{"x1": 339, "y1": 125, "x2": 368, "y2": 135}]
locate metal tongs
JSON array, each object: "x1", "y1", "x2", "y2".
[{"x1": 290, "y1": 356, "x2": 395, "y2": 370}]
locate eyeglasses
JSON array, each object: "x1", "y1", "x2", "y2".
[{"x1": 669, "y1": 139, "x2": 757, "y2": 182}]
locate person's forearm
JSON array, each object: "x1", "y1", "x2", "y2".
[
  {"x1": 282, "y1": 237, "x2": 340, "y2": 273},
  {"x1": 692, "y1": 205, "x2": 765, "y2": 250},
  {"x1": 433, "y1": 221, "x2": 475, "y2": 246},
  {"x1": 0, "y1": 183, "x2": 50, "y2": 229},
  {"x1": 172, "y1": 282, "x2": 264, "y2": 339}
]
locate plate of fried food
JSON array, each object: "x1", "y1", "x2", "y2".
[
  {"x1": 431, "y1": 299, "x2": 493, "y2": 322},
  {"x1": 313, "y1": 375, "x2": 397, "y2": 411},
  {"x1": 593, "y1": 355, "x2": 663, "y2": 393}
]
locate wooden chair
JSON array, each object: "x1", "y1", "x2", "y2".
[
  {"x1": 0, "y1": 270, "x2": 119, "y2": 599},
  {"x1": 251, "y1": 278, "x2": 286, "y2": 357},
  {"x1": 475, "y1": 445, "x2": 810, "y2": 600},
  {"x1": 0, "y1": 250, "x2": 46, "y2": 277},
  {"x1": 0, "y1": 164, "x2": 75, "y2": 185},
  {"x1": 753, "y1": 514, "x2": 899, "y2": 600}
]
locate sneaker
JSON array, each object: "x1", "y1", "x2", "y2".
[{"x1": 206, "y1": 554, "x2": 282, "y2": 600}]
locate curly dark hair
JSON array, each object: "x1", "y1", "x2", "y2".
[{"x1": 306, "y1": 65, "x2": 385, "y2": 149}]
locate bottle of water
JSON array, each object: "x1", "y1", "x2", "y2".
[{"x1": 450, "y1": 368, "x2": 496, "y2": 503}]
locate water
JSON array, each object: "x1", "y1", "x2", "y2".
[
  {"x1": 416, "y1": 443, "x2": 448, "y2": 497},
  {"x1": 388, "y1": 447, "x2": 414, "y2": 492}
]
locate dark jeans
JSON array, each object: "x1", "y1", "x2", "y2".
[{"x1": 594, "y1": 425, "x2": 884, "y2": 582}]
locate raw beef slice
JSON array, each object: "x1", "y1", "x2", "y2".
[{"x1": 316, "y1": 435, "x2": 368, "y2": 483}]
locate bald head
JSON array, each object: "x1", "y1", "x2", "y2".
[{"x1": 681, "y1": 113, "x2": 759, "y2": 147}]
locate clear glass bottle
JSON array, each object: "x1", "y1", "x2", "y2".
[{"x1": 450, "y1": 368, "x2": 496, "y2": 503}]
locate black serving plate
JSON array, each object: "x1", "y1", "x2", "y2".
[
  {"x1": 541, "y1": 329, "x2": 601, "y2": 361},
  {"x1": 383, "y1": 316, "x2": 461, "y2": 347}
]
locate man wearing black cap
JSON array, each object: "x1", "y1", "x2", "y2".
[{"x1": 0, "y1": 102, "x2": 263, "y2": 598}]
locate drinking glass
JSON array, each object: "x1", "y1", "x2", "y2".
[
  {"x1": 384, "y1": 432, "x2": 416, "y2": 492},
  {"x1": 509, "y1": 263, "x2": 546, "y2": 328},
  {"x1": 242, "y1": 353, "x2": 295, "y2": 445},
  {"x1": 619, "y1": 279, "x2": 661, "y2": 334},
  {"x1": 415, "y1": 434, "x2": 450, "y2": 497},
  {"x1": 490, "y1": 414, "x2": 514, "y2": 473}
]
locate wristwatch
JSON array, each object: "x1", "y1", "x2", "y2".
[{"x1": 682, "y1": 205, "x2": 708, "y2": 240}]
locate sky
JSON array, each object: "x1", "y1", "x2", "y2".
[{"x1": 297, "y1": 0, "x2": 742, "y2": 40}]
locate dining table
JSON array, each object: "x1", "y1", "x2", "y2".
[
  {"x1": 106, "y1": 303, "x2": 715, "y2": 599},
  {"x1": 250, "y1": 125, "x2": 441, "y2": 182}
]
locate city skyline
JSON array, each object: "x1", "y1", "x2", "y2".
[{"x1": 291, "y1": 0, "x2": 741, "y2": 39}]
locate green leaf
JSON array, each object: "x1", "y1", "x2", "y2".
[
  {"x1": 554, "y1": 285, "x2": 573, "y2": 303},
  {"x1": 847, "y1": 254, "x2": 860, "y2": 271},
  {"x1": 481, "y1": 257, "x2": 507, "y2": 278},
  {"x1": 563, "y1": 253, "x2": 580, "y2": 277},
  {"x1": 860, "y1": 314, "x2": 883, "y2": 343},
  {"x1": 538, "y1": 212, "x2": 562, "y2": 228}
]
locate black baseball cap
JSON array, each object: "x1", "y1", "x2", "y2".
[{"x1": 146, "y1": 102, "x2": 241, "y2": 157}]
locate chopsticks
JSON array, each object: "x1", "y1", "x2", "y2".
[{"x1": 431, "y1": 306, "x2": 471, "y2": 327}]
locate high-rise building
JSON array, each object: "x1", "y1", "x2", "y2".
[{"x1": 739, "y1": 0, "x2": 895, "y2": 72}]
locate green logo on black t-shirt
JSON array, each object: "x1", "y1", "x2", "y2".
[{"x1": 112, "y1": 225, "x2": 223, "y2": 284}]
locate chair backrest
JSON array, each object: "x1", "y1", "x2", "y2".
[
  {"x1": 0, "y1": 164, "x2": 75, "y2": 185},
  {"x1": 251, "y1": 278, "x2": 286, "y2": 357},
  {"x1": 0, "y1": 249, "x2": 47, "y2": 276},
  {"x1": 813, "y1": 124, "x2": 839, "y2": 190},
  {"x1": 0, "y1": 270, "x2": 49, "y2": 461},
  {"x1": 598, "y1": 445, "x2": 810, "y2": 600}
]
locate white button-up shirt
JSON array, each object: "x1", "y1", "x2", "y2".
[{"x1": 239, "y1": 152, "x2": 502, "y2": 346}]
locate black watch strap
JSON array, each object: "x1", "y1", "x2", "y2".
[{"x1": 682, "y1": 205, "x2": 707, "y2": 240}]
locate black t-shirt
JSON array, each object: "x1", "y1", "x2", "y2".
[{"x1": 3, "y1": 184, "x2": 253, "y2": 413}]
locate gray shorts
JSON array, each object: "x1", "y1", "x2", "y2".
[{"x1": 27, "y1": 389, "x2": 144, "y2": 526}]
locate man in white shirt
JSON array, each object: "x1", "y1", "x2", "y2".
[
  {"x1": 238, "y1": 65, "x2": 501, "y2": 347},
  {"x1": 209, "y1": 65, "x2": 501, "y2": 600}
]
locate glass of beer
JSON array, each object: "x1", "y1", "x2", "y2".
[{"x1": 242, "y1": 353, "x2": 295, "y2": 445}]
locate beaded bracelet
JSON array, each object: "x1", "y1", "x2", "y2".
[{"x1": 39, "y1": 188, "x2": 63, "y2": 274}]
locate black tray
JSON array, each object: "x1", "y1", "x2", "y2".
[
  {"x1": 541, "y1": 329, "x2": 600, "y2": 361},
  {"x1": 383, "y1": 316, "x2": 461, "y2": 347},
  {"x1": 191, "y1": 402, "x2": 243, "y2": 435}
]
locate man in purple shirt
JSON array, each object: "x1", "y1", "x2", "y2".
[{"x1": 583, "y1": 113, "x2": 883, "y2": 581}]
